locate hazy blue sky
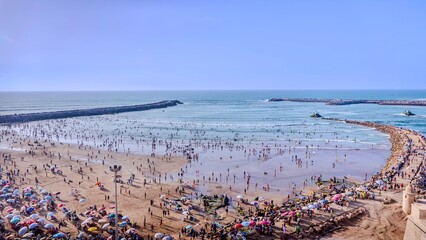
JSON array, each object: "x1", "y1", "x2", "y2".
[{"x1": 1, "y1": 1, "x2": 425, "y2": 91}]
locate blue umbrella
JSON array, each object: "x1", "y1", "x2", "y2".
[
  {"x1": 44, "y1": 195, "x2": 52, "y2": 200},
  {"x1": 53, "y1": 233, "x2": 66, "y2": 238},
  {"x1": 10, "y1": 218, "x2": 20, "y2": 224},
  {"x1": 18, "y1": 226, "x2": 28, "y2": 236},
  {"x1": 26, "y1": 207, "x2": 35, "y2": 214},
  {"x1": 47, "y1": 212, "x2": 55, "y2": 217},
  {"x1": 5, "y1": 214, "x2": 14, "y2": 219},
  {"x1": 25, "y1": 192, "x2": 32, "y2": 197},
  {"x1": 29, "y1": 223, "x2": 38, "y2": 230},
  {"x1": 44, "y1": 223, "x2": 54, "y2": 229},
  {"x1": 119, "y1": 221, "x2": 127, "y2": 227},
  {"x1": 241, "y1": 221, "x2": 250, "y2": 227}
]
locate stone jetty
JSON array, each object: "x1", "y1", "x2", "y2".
[
  {"x1": 269, "y1": 98, "x2": 426, "y2": 106},
  {"x1": 0, "y1": 100, "x2": 183, "y2": 124}
]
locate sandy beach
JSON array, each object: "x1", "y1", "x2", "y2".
[{"x1": 0, "y1": 116, "x2": 424, "y2": 240}]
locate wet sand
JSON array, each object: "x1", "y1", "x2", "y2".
[{"x1": 0, "y1": 118, "x2": 424, "y2": 239}]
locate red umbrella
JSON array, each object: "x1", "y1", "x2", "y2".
[
  {"x1": 249, "y1": 220, "x2": 256, "y2": 227},
  {"x1": 234, "y1": 223, "x2": 243, "y2": 229}
]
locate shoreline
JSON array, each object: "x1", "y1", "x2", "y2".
[{"x1": 0, "y1": 118, "x2": 424, "y2": 239}]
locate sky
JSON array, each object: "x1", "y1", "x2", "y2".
[{"x1": 1, "y1": 1, "x2": 426, "y2": 91}]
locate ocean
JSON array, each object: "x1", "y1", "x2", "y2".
[{"x1": 0, "y1": 90, "x2": 425, "y2": 194}]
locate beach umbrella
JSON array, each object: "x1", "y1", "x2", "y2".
[
  {"x1": 126, "y1": 228, "x2": 136, "y2": 234},
  {"x1": 53, "y1": 233, "x2": 66, "y2": 238},
  {"x1": 79, "y1": 198, "x2": 86, "y2": 203},
  {"x1": 375, "y1": 180, "x2": 384, "y2": 186},
  {"x1": 39, "y1": 200, "x2": 48, "y2": 205},
  {"x1": 6, "y1": 199, "x2": 15, "y2": 203},
  {"x1": 241, "y1": 221, "x2": 250, "y2": 227},
  {"x1": 345, "y1": 191, "x2": 354, "y2": 196},
  {"x1": 18, "y1": 226, "x2": 28, "y2": 236},
  {"x1": 160, "y1": 195, "x2": 165, "y2": 200},
  {"x1": 44, "y1": 195, "x2": 52, "y2": 200},
  {"x1": 24, "y1": 192, "x2": 32, "y2": 197},
  {"x1": 261, "y1": 220, "x2": 270, "y2": 225},
  {"x1": 5, "y1": 208, "x2": 14, "y2": 213},
  {"x1": 122, "y1": 215, "x2": 129, "y2": 220},
  {"x1": 98, "y1": 218, "x2": 108, "y2": 224},
  {"x1": 38, "y1": 218, "x2": 46, "y2": 223},
  {"x1": 26, "y1": 219, "x2": 36, "y2": 225},
  {"x1": 249, "y1": 220, "x2": 256, "y2": 227},
  {"x1": 234, "y1": 223, "x2": 243, "y2": 229},
  {"x1": 10, "y1": 218, "x2": 20, "y2": 224},
  {"x1": 12, "y1": 215, "x2": 21, "y2": 220},
  {"x1": 119, "y1": 221, "x2": 127, "y2": 227},
  {"x1": 5, "y1": 214, "x2": 14, "y2": 219},
  {"x1": 29, "y1": 223, "x2": 38, "y2": 230},
  {"x1": 13, "y1": 189, "x2": 20, "y2": 195},
  {"x1": 302, "y1": 206, "x2": 309, "y2": 210},
  {"x1": 180, "y1": 197, "x2": 187, "y2": 201},
  {"x1": 44, "y1": 223, "x2": 54, "y2": 229},
  {"x1": 23, "y1": 233, "x2": 34, "y2": 238},
  {"x1": 319, "y1": 199, "x2": 328, "y2": 204},
  {"x1": 26, "y1": 207, "x2": 35, "y2": 213},
  {"x1": 102, "y1": 223, "x2": 110, "y2": 229},
  {"x1": 182, "y1": 211, "x2": 189, "y2": 215},
  {"x1": 162, "y1": 236, "x2": 172, "y2": 240},
  {"x1": 30, "y1": 214, "x2": 39, "y2": 219},
  {"x1": 237, "y1": 195, "x2": 244, "y2": 199},
  {"x1": 308, "y1": 204, "x2": 316, "y2": 209},
  {"x1": 47, "y1": 212, "x2": 55, "y2": 217},
  {"x1": 108, "y1": 213, "x2": 116, "y2": 218},
  {"x1": 12, "y1": 210, "x2": 20, "y2": 215},
  {"x1": 88, "y1": 226, "x2": 98, "y2": 233},
  {"x1": 251, "y1": 201, "x2": 258, "y2": 206},
  {"x1": 154, "y1": 233, "x2": 165, "y2": 239},
  {"x1": 215, "y1": 222, "x2": 223, "y2": 229},
  {"x1": 332, "y1": 194, "x2": 343, "y2": 201}
]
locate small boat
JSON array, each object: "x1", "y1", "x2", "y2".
[
  {"x1": 310, "y1": 112, "x2": 322, "y2": 118},
  {"x1": 403, "y1": 110, "x2": 415, "y2": 116}
]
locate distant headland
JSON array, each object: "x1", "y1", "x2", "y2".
[
  {"x1": 268, "y1": 98, "x2": 426, "y2": 106},
  {"x1": 0, "y1": 100, "x2": 183, "y2": 124}
]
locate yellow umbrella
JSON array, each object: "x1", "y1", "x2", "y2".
[{"x1": 88, "y1": 227, "x2": 99, "y2": 233}]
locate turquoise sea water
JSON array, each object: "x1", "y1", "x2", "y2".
[{"x1": 0, "y1": 90, "x2": 425, "y2": 194}]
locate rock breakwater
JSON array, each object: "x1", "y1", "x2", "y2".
[
  {"x1": 269, "y1": 98, "x2": 426, "y2": 106},
  {"x1": 0, "y1": 100, "x2": 183, "y2": 124}
]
